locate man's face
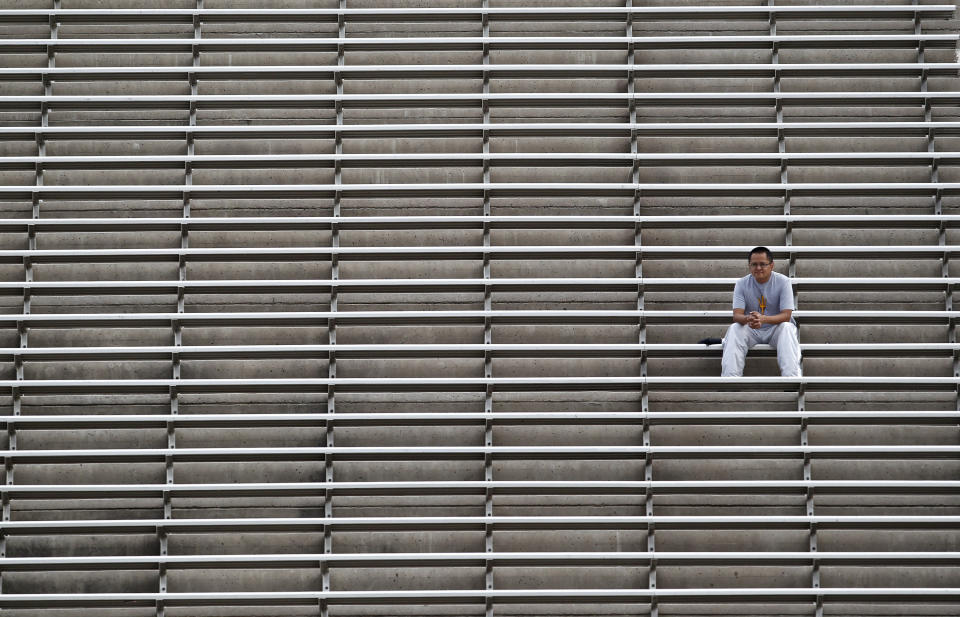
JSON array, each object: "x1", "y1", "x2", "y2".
[{"x1": 748, "y1": 253, "x2": 774, "y2": 283}]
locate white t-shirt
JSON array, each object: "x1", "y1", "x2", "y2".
[{"x1": 732, "y1": 271, "x2": 796, "y2": 329}]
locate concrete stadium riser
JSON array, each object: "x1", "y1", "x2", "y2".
[{"x1": 1, "y1": 0, "x2": 960, "y2": 616}]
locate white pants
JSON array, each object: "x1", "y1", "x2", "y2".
[{"x1": 721, "y1": 322, "x2": 802, "y2": 377}]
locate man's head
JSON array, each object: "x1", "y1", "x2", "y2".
[{"x1": 748, "y1": 246, "x2": 774, "y2": 283}]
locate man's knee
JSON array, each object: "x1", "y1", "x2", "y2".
[
  {"x1": 724, "y1": 322, "x2": 749, "y2": 347},
  {"x1": 773, "y1": 322, "x2": 802, "y2": 376},
  {"x1": 774, "y1": 322, "x2": 798, "y2": 341}
]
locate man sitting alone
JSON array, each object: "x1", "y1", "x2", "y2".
[{"x1": 721, "y1": 246, "x2": 802, "y2": 377}]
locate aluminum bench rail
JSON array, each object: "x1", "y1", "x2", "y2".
[
  {"x1": 0, "y1": 376, "x2": 954, "y2": 393},
  {"x1": 9, "y1": 121, "x2": 960, "y2": 140},
  {"x1": 2, "y1": 35, "x2": 957, "y2": 54},
  {"x1": 0, "y1": 310, "x2": 946, "y2": 328},
  {"x1": 0, "y1": 215, "x2": 957, "y2": 232},
  {"x1": 4, "y1": 445, "x2": 960, "y2": 463},
  {"x1": 4, "y1": 515, "x2": 960, "y2": 535},
  {"x1": 5, "y1": 183, "x2": 960, "y2": 200},
  {"x1": 0, "y1": 277, "x2": 956, "y2": 295},
  {"x1": 1, "y1": 6, "x2": 952, "y2": 22},
  {"x1": 4, "y1": 63, "x2": 960, "y2": 81},
  {"x1": 2, "y1": 411, "x2": 959, "y2": 429},
  {"x1": 0, "y1": 342, "x2": 955, "y2": 361},
  {"x1": 0, "y1": 244, "x2": 950, "y2": 263},
  {"x1": 2, "y1": 588, "x2": 960, "y2": 609},
  {"x1": 4, "y1": 551, "x2": 960, "y2": 571},
  {"x1": 8, "y1": 152, "x2": 960, "y2": 170},
  {"x1": 2, "y1": 480, "x2": 956, "y2": 498},
  {"x1": 6, "y1": 92, "x2": 960, "y2": 110}
]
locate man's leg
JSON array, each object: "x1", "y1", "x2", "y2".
[
  {"x1": 769, "y1": 322, "x2": 802, "y2": 377},
  {"x1": 721, "y1": 323, "x2": 753, "y2": 377}
]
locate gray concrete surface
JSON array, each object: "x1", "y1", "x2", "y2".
[{"x1": 1, "y1": 1, "x2": 960, "y2": 616}]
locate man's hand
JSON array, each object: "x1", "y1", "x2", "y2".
[{"x1": 732, "y1": 308, "x2": 791, "y2": 328}]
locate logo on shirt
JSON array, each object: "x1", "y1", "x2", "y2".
[{"x1": 758, "y1": 294, "x2": 766, "y2": 314}]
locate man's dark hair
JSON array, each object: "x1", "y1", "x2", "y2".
[{"x1": 748, "y1": 246, "x2": 774, "y2": 262}]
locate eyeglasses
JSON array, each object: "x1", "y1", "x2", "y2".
[{"x1": 749, "y1": 262, "x2": 772, "y2": 269}]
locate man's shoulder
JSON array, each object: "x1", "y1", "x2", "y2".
[{"x1": 770, "y1": 271, "x2": 791, "y2": 286}]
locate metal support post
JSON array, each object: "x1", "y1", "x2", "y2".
[
  {"x1": 644, "y1": 375, "x2": 653, "y2": 613},
  {"x1": 772, "y1": 5, "x2": 795, "y2": 276},
  {"x1": 1, "y1": 467, "x2": 8, "y2": 523},
  {"x1": 160, "y1": 445, "x2": 173, "y2": 617},
  {"x1": 484, "y1": 446, "x2": 494, "y2": 614},
  {"x1": 325, "y1": 188, "x2": 338, "y2": 609},
  {"x1": 320, "y1": 10, "x2": 345, "y2": 616},
  {"x1": 636, "y1": 203, "x2": 648, "y2": 548},
  {"x1": 639, "y1": 75, "x2": 654, "y2": 593},
  {"x1": 157, "y1": 8, "x2": 198, "y2": 613},
  {"x1": 323, "y1": 315, "x2": 336, "y2": 612},
  {"x1": 2, "y1": 407, "x2": 12, "y2": 582},
  {"x1": 482, "y1": 1, "x2": 491, "y2": 218},
  {"x1": 16, "y1": 0, "x2": 51, "y2": 506},
  {"x1": 484, "y1": 389, "x2": 493, "y2": 617},
  {"x1": 1, "y1": 386, "x2": 10, "y2": 590},
  {"x1": 483, "y1": 225, "x2": 493, "y2": 610},
  {"x1": 630, "y1": 8, "x2": 645, "y2": 358},
  {"x1": 321, "y1": 361, "x2": 334, "y2": 616},
  {"x1": 6, "y1": 16, "x2": 47, "y2": 585},
  {"x1": 482, "y1": 2, "x2": 493, "y2": 592},
  {"x1": 482, "y1": 7, "x2": 494, "y2": 607},
  {"x1": 801, "y1": 397, "x2": 821, "y2": 615},
  {"x1": 636, "y1": 217, "x2": 645, "y2": 342},
  {"x1": 913, "y1": 4, "x2": 955, "y2": 415},
  {"x1": 645, "y1": 448, "x2": 656, "y2": 617}
]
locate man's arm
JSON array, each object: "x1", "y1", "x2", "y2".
[
  {"x1": 747, "y1": 309, "x2": 792, "y2": 328},
  {"x1": 731, "y1": 281, "x2": 747, "y2": 325}
]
